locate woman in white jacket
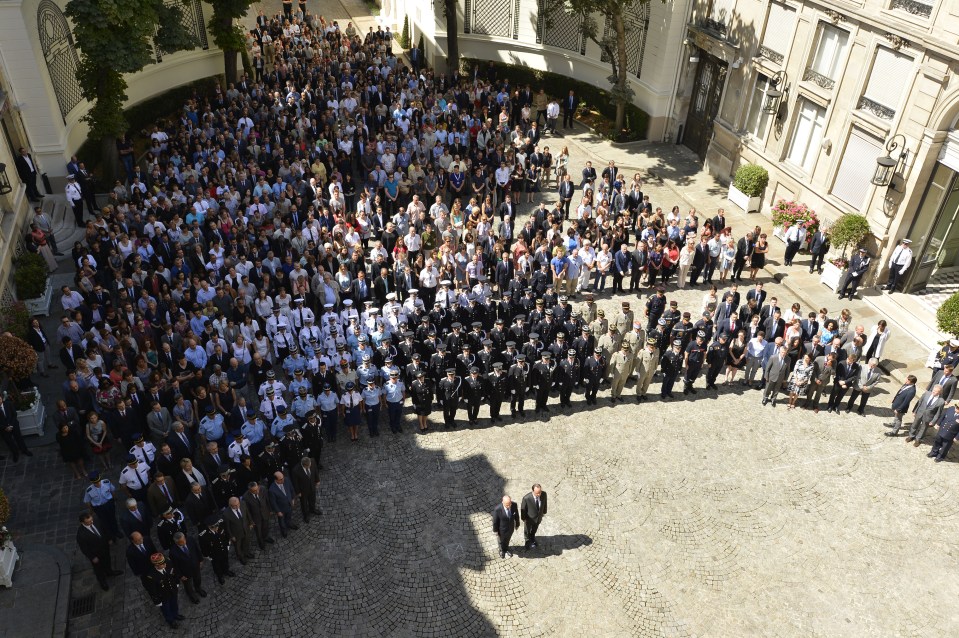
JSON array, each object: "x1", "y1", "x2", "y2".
[{"x1": 864, "y1": 320, "x2": 891, "y2": 361}]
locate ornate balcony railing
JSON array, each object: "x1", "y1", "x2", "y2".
[
  {"x1": 803, "y1": 67, "x2": 835, "y2": 90},
  {"x1": 857, "y1": 96, "x2": 896, "y2": 120},
  {"x1": 696, "y1": 18, "x2": 728, "y2": 39},
  {"x1": 890, "y1": 0, "x2": 933, "y2": 18},
  {"x1": 759, "y1": 46, "x2": 784, "y2": 65}
]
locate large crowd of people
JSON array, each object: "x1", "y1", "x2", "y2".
[{"x1": 0, "y1": 9, "x2": 949, "y2": 630}]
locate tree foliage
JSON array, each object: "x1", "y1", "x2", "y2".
[
  {"x1": 937, "y1": 292, "x2": 959, "y2": 338},
  {"x1": 65, "y1": 0, "x2": 197, "y2": 140},
  {"x1": 829, "y1": 214, "x2": 872, "y2": 255}
]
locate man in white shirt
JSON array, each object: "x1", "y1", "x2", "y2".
[
  {"x1": 882, "y1": 238, "x2": 913, "y2": 293},
  {"x1": 545, "y1": 99, "x2": 560, "y2": 134}
]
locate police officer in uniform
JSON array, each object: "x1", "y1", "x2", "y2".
[
  {"x1": 156, "y1": 506, "x2": 187, "y2": 550},
  {"x1": 463, "y1": 367, "x2": 486, "y2": 425},
  {"x1": 705, "y1": 333, "x2": 729, "y2": 389},
  {"x1": 119, "y1": 454, "x2": 152, "y2": 512},
  {"x1": 211, "y1": 465, "x2": 239, "y2": 509},
  {"x1": 438, "y1": 368, "x2": 462, "y2": 428},
  {"x1": 661, "y1": 339, "x2": 685, "y2": 399},
  {"x1": 644, "y1": 286, "x2": 667, "y2": 332},
  {"x1": 279, "y1": 424, "x2": 307, "y2": 471},
  {"x1": 556, "y1": 349, "x2": 580, "y2": 408},
  {"x1": 683, "y1": 331, "x2": 707, "y2": 394},
  {"x1": 83, "y1": 470, "x2": 124, "y2": 538},
  {"x1": 410, "y1": 370, "x2": 434, "y2": 431},
  {"x1": 486, "y1": 362, "x2": 509, "y2": 421},
  {"x1": 508, "y1": 354, "x2": 530, "y2": 417},
  {"x1": 300, "y1": 411, "x2": 324, "y2": 468},
  {"x1": 198, "y1": 515, "x2": 234, "y2": 584},
  {"x1": 583, "y1": 348, "x2": 605, "y2": 405},
  {"x1": 256, "y1": 441, "x2": 283, "y2": 483}
]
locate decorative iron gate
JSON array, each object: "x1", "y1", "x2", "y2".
[
  {"x1": 37, "y1": 0, "x2": 83, "y2": 122},
  {"x1": 600, "y1": 2, "x2": 651, "y2": 78},
  {"x1": 154, "y1": 0, "x2": 209, "y2": 63}
]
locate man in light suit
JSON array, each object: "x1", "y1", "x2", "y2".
[
  {"x1": 492, "y1": 495, "x2": 520, "y2": 559},
  {"x1": 761, "y1": 345, "x2": 790, "y2": 406},
  {"x1": 267, "y1": 471, "x2": 298, "y2": 537},
  {"x1": 885, "y1": 375, "x2": 917, "y2": 434},
  {"x1": 520, "y1": 484, "x2": 548, "y2": 550},
  {"x1": 904, "y1": 384, "x2": 945, "y2": 445},
  {"x1": 926, "y1": 364, "x2": 957, "y2": 404},
  {"x1": 845, "y1": 357, "x2": 882, "y2": 415}
]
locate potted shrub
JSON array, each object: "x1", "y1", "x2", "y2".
[
  {"x1": 0, "y1": 333, "x2": 43, "y2": 437},
  {"x1": 819, "y1": 214, "x2": 871, "y2": 291},
  {"x1": 728, "y1": 164, "x2": 768, "y2": 213},
  {"x1": 13, "y1": 253, "x2": 52, "y2": 317},
  {"x1": 937, "y1": 292, "x2": 959, "y2": 338}
]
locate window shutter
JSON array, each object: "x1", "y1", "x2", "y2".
[
  {"x1": 761, "y1": 3, "x2": 795, "y2": 56},
  {"x1": 831, "y1": 129, "x2": 884, "y2": 210},
  {"x1": 863, "y1": 47, "x2": 913, "y2": 110}
]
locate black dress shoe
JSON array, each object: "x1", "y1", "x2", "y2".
[
  {"x1": 266, "y1": 538, "x2": 275, "y2": 544},
  {"x1": 311, "y1": 509, "x2": 321, "y2": 515},
  {"x1": 176, "y1": 614, "x2": 186, "y2": 620},
  {"x1": 169, "y1": 621, "x2": 179, "y2": 629},
  {"x1": 110, "y1": 570, "x2": 123, "y2": 576},
  {"x1": 198, "y1": 589, "x2": 207, "y2": 597},
  {"x1": 927, "y1": 452, "x2": 937, "y2": 458},
  {"x1": 288, "y1": 524, "x2": 299, "y2": 530},
  {"x1": 935, "y1": 457, "x2": 944, "y2": 463},
  {"x1": 884, "y1": 432, "x2": 898, "y2": 437},
  {"x1": 100, "y1": 582, "x2": 109, "y2": 591},
  {"x1": 226, "y1": 570, "x2": 236, "y2": 577},
  {"x1": 762, "y1": 398, "x2": 768, "y2": 406},
  {"x1": 190, "y1": 597, "x2": 200, "y2": 604},
  {"x1": 22, "y1": 450, "x2": 33, "y2": 457},
  {"x1": 218, "y1": 576, "x2": 226, "y2": 584}
]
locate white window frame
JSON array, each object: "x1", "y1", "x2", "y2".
[
  {"x1": 745, "y1": 74, "x2": 774, "y2": 142},
  {"x1": 786, "y1": 99, "x2": 826, "y2": 174},
  {"x1": 808, "y1": 23, "x2": 849, "y2": 82}
]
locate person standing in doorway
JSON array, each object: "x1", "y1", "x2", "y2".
[{"x1": 882, "y1": 238, "x2": 913, "y2": 293}]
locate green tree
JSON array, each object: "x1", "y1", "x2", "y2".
[
  {"x1": 400, "y1": 15, "x2": 411, "y2": 49},
  {"x1": 65, "y1": 0, "x2": 196, "y2": 180},
  {"x1": 208, "y1": 0, "x2": 257, "y2": 85},
  {"x1": 544, "y1": 0, "x2": 662, "y2": 136}
]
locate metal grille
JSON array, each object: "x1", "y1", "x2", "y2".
[
  {"x1": 154, "y1": 0, "x2": 209, "y2": 63},
  {"x1": 471, "y1": 0, "x2": 513, "y2": 38},
  {"x1": 37, "y1": 0, "x2": 83, "y2": 122},
  {"x1": 512, "y1": 0, "x2": 520, "y2": 40},
  {"x1": 464, "y1": 0, "x2": 472, "y2": 33},
  {"x1": 544, "y1": 7, "x2": 584, "y2": 53},
  {"x1": 599, "y1": 2, "x2": 650, "y2": 78},
  {"x1": 70, "y1": 593, "x2": 96, "y2": 618},
  {"x1": 535, "y1": 0, "x2": 546, "y2": 44}
]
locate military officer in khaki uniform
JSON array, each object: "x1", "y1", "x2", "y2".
[
  {"x1": 621, "y1": 321, "x2": 646, "y2": 376},
  {"x1": 589, "y1": 308, "x2": 608, "y2": 340},
  {"x1": 608, "y1": 341, "x2": 634, "y2": 402},
  {"x1": 580, "y1": 292, "x2": 598, "y2": 325},
  {"x1": 596, "y1": 325, "x2": 621, "y2": 382},
  {"x1": 612, "y1": 301, "x2": 634, "y2": 335},
  {"x1": 634, "y1": 337, "x2": 660, "y2": 402}
]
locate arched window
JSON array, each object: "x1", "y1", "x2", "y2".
[{"x1": 37, "y1": 0, "x2": 83, "y2": 121}]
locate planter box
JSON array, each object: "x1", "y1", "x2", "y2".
[
  {"x1": 773, "y1": 226, "x2": 788, "y2": 243},
  {"x1": 17, "y1": 390, "x2": 46, "y2": 438},
  {"x1": 23, "y1": 280, "x2": 52, "y2": 317},
  {"x1": 0, "y1": 543, "x2": 17, "y2": 588},
  {"x1": 820, "y1": 261, "x2": 844, "y2": 292},
  {"x1": 728, "y1": 184, "x2": 762, "y2": 213}
]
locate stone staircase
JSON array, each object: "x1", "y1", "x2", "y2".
[{"x1": 38, "y1": 194, "x2": 88, "y2": 262}]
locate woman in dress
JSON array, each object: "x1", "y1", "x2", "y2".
[
  {"x1": 786, "y1": 353, "x2": 815, "y2": 409},
  {"x1": 172, "y1": 393, "x2": 196, "y2": 430},
  {"x1": 719, "y1": 239, "x2": 736, "y2": 282},
  {"x1": 57, "y1": 422, "x2": 88, "y2": 479},
  {"x1": 86, "y1": 410, "x2": 113, "y2": 470},
  {"x1": 726, "y1": 330, "x2": 747, "y2": 385},
  {"x1": 29, "y1": 224, "x2": 59, "y2": 272},
  {"x1": 749, "y1": 233, "x2": 769, "y2": 280},
  {"x1": 340, "y1": 381, "x2": 362, "y2": 442}
]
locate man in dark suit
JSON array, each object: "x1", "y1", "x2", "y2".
[
  {"x1": 168, "y1": 531, "x2": 206, "y2": 603},
  {"x1": 14, "y1": 147, "x2": 42, "y2": 201},
  {"x1": 126, "y1": 530, "x2": 158, "y2": 575},
  {"x1": 808, "y1": 229, "x2": 830, "y2": 273},
  {"x1": 712, "y1": 209, "x2": 727, "y2": 233},
  {"x1": 59, "y1": 337, "x2": 85, "y2": 371},
  {"x1": 166, "y1": 422, "x2": 195, "y2": 461},
  {"x1": 690, "y1": 237, "x2": 709, "y2": 286},
  {"x1": 745, "y1": 282, "x2": 767, "y2": 307},
  {"x1": 222, "y1": 496, "x2": 255, "y2": 563},
  {"x1": 520, "y1": 484, "x2": 548, "y2": 550},
  {"x1": 927, "y1": 364, "x2": 958, "y2": 404},
  {"x1": 733, "y1": 232, "x2": 754, "y2": 282},
  {"x1": 562, "y1": 90, "x2": 578, "y2": 129},
  {"x1": 146, "y1": 472, "x2": 179, "y2": 516},
  {"x1": 267, "y1": 470, "x2": 298, "y2": 537},
  {"x1": 77, "y1": 512, "x2": 123, "y2": 590},
  {"x1": 182, "y1": 482, "x2": 216, "y2": 527},
  {"x1": 120, "y1": 498, "x2": 152, "y2": 538},
  {"x1": 492, "y1": 495, "x2": 520, "y2": 559},
  {"x1": 242, "y1": 482, "x2": 275, "y2": 549},
  {"x1": 885, "y1": 375, "x2": 917, "y2": 434},
  {"x1": 762, "y1": 310, "x2": 786, "y2": 342},
  {"x1": 826, "y1": 354, "x2": 861, "y2": 414},
  {"x1": 291, "y1": 456, "x2": 320, "y2": 523},
  {"x1": 0, "y1": 395, "x2": 32, "y2": 462}
]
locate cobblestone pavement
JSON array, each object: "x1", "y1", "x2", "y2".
[{"x1": 2, "y1": 0, "x2": 958, "y2": 636}]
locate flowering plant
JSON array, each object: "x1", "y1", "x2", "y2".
[
  {"x1": 771, "y1": 200, "x2": 819, "y2": 233},
  {"x1": 830, "y1": 257, "x2": 849, "y2": 269},
  {"x1": 0, "y1": 333, "x2": 37, "y2": 381},
  {"x1": 0, "y1": 487, "x2": 9, "y2": 526},
  {"x1": 0, "y1": 526, "x2": 11, "y2": 549}
]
